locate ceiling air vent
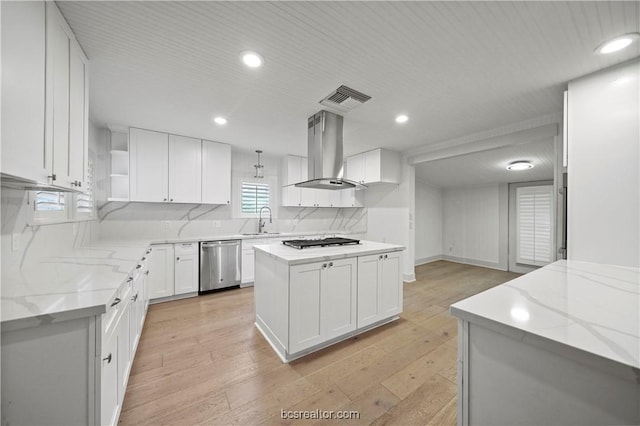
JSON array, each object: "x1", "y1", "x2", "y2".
[{"x1": 319, "y1": 85, "x2": 371, "y2": 113}]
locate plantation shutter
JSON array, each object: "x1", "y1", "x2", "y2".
[
  {"x1": 76, "y1": 161, "x2": 94, "y2": 217},
  {"x1": 516, "y1": 185, "x2": 553, "y2": 266},
  {"x1": 241, "y1": 182, "x2": 270, "y2": 214}
]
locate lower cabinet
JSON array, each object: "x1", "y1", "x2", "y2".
[
  {"x1": 148, "y1": 242, "x2": 198, "y2": 301},
  {"x1": 357, "y1": 251, "x2": 402, "y2": 328},
  {"x1": 1, "y1": 249, "x2": 151, "y2": 426},
  {"x1": 289, "y1": 258, "x2": 357, "y2": 353}
]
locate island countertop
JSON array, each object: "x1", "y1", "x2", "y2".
[
  {"x1": 450, "y1": 260, "x2": 640, "y2": 369},
  {"x1": 253, "y1": 239, "x2": 404, "y2": 265}
]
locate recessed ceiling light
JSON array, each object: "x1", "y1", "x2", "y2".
[
  {"x1": 596, "y1": 33, "x2": 639, "y2": 54},
  {"x1": 241, "y1": 51, "x2": 264, "y2": 68},
  {"x1": 395, "y1": 114, "x2": 409, "y2": 123},
  {"x1": 506, "y1": 161, "x2": 534, "y2": 171},
  {"x1": 214, "y1": 116, "x2": 227, "y2": 125}
]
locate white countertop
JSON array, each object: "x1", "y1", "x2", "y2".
[
  {"x1": 2, "y1": 240, "x2": 149, "y2": 328},
  {"x1": 450, "y1": 260, "x2": 640, "y2": 369},
  {"x1": 253, "y1": 239, "x2": 405, "y2": 265},
  {"x1": 1, "y1": 231, "x2": 358, "y2": 327}
]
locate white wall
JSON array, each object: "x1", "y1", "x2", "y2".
[
  {"x1": 567, "y1": 59, "x2": 639, "y2": 268},
  {"x1": 365, "y1": 157, "x2": 415, "y2": 281},
  {"x1": 442, "y1": 184, "x2": 508, "y2": 270},
  {"x1": 414, "y1": 180, "x2": 443, "y2": 264}
]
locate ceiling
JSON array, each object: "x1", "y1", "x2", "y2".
[
  {"x1": 58, "y1": 1, "x2": 639, "y2": 157},
  {"x1": 415, "y1": 139, "x2": 555, "y2": 188}
]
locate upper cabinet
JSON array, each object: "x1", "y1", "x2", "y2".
[
  {"x1": 46, "y1": 2, "x2": 89, "y2": 190},
  {"x1": 202, "y1": 140, "x2": 231, "y2": 205},
  {"x1": 281, "y1": 155, "x2": 363, "y2": 208},
  {"x1": 168, "y1": 135, "x2": 202, "y2": 203},
  {"x1": 345, "y1": 149, "x2": 401, "y2": 185},
  {"x1": 128, "y1": 128, "x2": 231, "y2": 205},
  {"x1": 130, "y1": 128, "x2": 169, "y2": 202},
  {"x1": 1, "y1": 1, "x2": 88, "y2": 190}
]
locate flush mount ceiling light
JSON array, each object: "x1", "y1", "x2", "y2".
[
  {"x1": 506, "y1": 161, "x2": 534, "y2": 171},
  {"x1": 596, "y1": 33, "x2": 640, "y2": 54},
  {"x1": 214, "y1": 116, "x2": 227, "y2": 125},
  {"x1": 241, "y1": 51, "x2": 264, "y2": 68},
  {"x1": 395, "y1": 114, "x2": 409, "y2": 123}
]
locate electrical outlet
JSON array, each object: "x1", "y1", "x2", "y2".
[
  {"x1": 12, "y1": 233, "x2": 20, "y2": 252},
  {"x1": 163, "y1": 221, "x2": 170, "y2": 229}
]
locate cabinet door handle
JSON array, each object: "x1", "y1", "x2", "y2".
[
  {"x1": 170, "y1": 198, "x2": 174, "y2": 202},
  {"x1": 384, "y1": 254, "x2": 388, "y2": 259},
  {"x1": 146, "y1": 248, "x2": 152, "y2": 254},
  {"x1": 103, "y1": 353, "x2": 112, "y2": 364},
  {"x1": 144, "y1": 270, "x2": 150, "y2": 276},
  {"x1": 163, "y1": 198, "x2": 167, "y2": 202},
  {"x1": 126, "y1": 277, "x2": 133, "y2": 283},
  {"x1": 227, "y1": 200, "x2": 230, "y2": 204},
  {"x1": 136, "y1": 264, "x2": 142, "y2": 269},
  {"x1": 379, "y1": 255, "x2": 383, "y2": 260},
  {"x1": 141, "y1": 257, "x2": 146, "y2": 261},
  {"x1": 322, "y1": 263, "x2": 327, "y2": 269},
  {"x1": 110, "y1": 298, "x2": 121, "y2": 307},
  {"x1": 132, "y1": 293, "x2": 138, "y2": 302},
  {"x1": 328, "y1": 262, "x2": 333, "y2": 267},
  {"x1": 176, "y1": 257, "x2": 180, "y2": 261}
]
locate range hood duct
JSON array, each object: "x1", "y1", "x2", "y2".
[{"x1": 295, "y1": 110, "x2": 364, "y2": 191}]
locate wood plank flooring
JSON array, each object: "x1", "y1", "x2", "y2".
[{"x1": 119, "y1": 261, "x2": 521, "y2": 425}]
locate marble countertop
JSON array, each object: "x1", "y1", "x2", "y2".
[
  {"x1": 450, "y1": 260, "x2": 640, "y2": 369},
  {"x1": 254, "y1": 240, "x2": 405, "y2": 265},
  {"x1": 2, "y1": 241, "x2": 149, "y2": 328},
  {"x1": 1, "y1": 230, "x2": 361, "y2": 328}
]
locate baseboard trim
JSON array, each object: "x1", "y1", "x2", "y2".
[
  {"x1": 442, "y1": 255, "x2": 507, "y2": 271},
  {"x1": 403, "y1": 273, "x2": 416, "y2": 283},
  {"x1": 415, "y1": 255, "x2": 444, "y2": 266}
]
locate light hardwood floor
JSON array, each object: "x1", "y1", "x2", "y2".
[{"x1": 119, "y1": 261, "x2": 521, "y2": 425}]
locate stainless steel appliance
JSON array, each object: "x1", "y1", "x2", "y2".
[
  {"x1": 282, "y1": 237, "x2": 360, "y2": 250},
  {"x1": 199, "y1": 240, "x2": 241, "y2": 293}
]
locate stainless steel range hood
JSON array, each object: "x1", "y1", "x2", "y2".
[{"x1": 295, "y1": 110, "x2": 364, "y2": 190}]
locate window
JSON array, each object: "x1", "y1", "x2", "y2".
[
  {"x1": 30, "y1": 162, "x2": 95, "y2": 224},
  {"x1": 516, "y1": 185, "x2": 553, "y2": 266},
  {"x1": 241, "y1": 182, "x2": 270, "y2": 215}
]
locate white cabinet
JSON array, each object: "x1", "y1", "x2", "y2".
[
  {"x1": 130, "y1": 128, "x2": 169, "y2": 202},
  {"x1": 174, "y1": 242, "x2": 199, "y2": 294},
  {"x1": 46, "y1": 2, "x2": 88, "y2": 190},
  {"x1": 147, "y1": 244, "x2": 175, "y2": 299},
  {"x1": 202, "y1": 140, "x2": 231, "y2": 205},
  {"x1": 242, "y1": 249, "x2": 255, "y2": 284},
  {"x1": 169, "y1": 135, "x2": 202, "y2": 203},
  {"x1": 357, "y1": 251, "x2": 402, "y2": 328},
  {"x1": 148, "y1": 243, "x2": 198, "y2": 300},
  {"x1": 346, "y1": 149, "x2": 401, "y2": 185},
  {"x1": 1, "y1": 1, "x2": 48, "y2": 183},
  {"x1": 289, "y1": 258, "x2": 357, "y2": 353},
  {"x1": 1, "y1": 1, "x2": 87, "y2": 188},
  {"x1": 101, "y1": 322, "x2": 119, "y2": 426},
  {"x1": 129, "y1": 129, "x2": 231, "y2": 205}
]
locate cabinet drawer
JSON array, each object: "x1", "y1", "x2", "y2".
[
  {"x1": 104, "y1": 280, "x2": 132, "y2": 334},
  {"x1": 175, "y1": 242, "x2": 197, "y2": 255}
]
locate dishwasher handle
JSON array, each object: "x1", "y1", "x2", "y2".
[{"x1": 201, "y1": 240, "x2": 241, "y2": 248}]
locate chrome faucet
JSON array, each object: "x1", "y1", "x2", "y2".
[{"x1": 258, "y1": 206, "x2": 272, "y2": 233}]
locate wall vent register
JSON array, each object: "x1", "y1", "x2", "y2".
[{"x1": 282, "y1": 237, "x2": 360, "y2": 249}]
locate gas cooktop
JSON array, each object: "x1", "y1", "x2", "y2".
[{"x1": 282, "y1": 237, "x2": 360, "y2": 250}]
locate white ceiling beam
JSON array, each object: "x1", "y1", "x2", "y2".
[{"x1": 408, "y1": 122, "x2": 559, "y2": 166}]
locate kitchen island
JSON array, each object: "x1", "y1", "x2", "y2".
[
  {"x1": 253, "y1": 240, "x2": 404, "y2": 362},
  {"x1": 450, "y1": 260, "x2": 640, "y2": 425}
]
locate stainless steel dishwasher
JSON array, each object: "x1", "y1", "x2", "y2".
[{"x1": 199, "y1": 240, "x2": 241, "y2": 293}]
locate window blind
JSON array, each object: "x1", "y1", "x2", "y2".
[
  {"x1": 516, "y1": 185, "x2": 553, "y2": 266},
  {"x1": 35, "y1": 191, "x2": 65, "y2": 212},
  {"x1": 77, "y1": 161, "x2": 94, "y2": 216},
  {"x1": 241, "y1": 182, "x2": 270, "y2": 214}
]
